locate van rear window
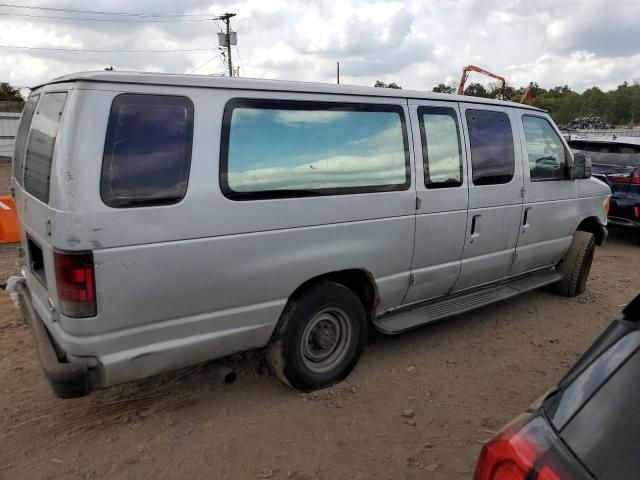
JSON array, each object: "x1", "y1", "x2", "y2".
[
  {"x1": 101, "y1": 94, "x2": 194, "y2": 208},
  {"x1": 24, "y1": 92, "x2": 67, "y2": 203},
  {"x1": 13, "y1": 93, "x2": 40, "y2": 185}
]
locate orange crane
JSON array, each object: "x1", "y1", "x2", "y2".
[
  {"x1": 520, "y1": 82, "x2": 534, "y2": 106},
  {"x1": 457, "y1": 65, "x2": 507, "y2": 98}
]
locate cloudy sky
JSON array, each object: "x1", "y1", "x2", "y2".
[{"x1": 1, "y1": 0, "x2": 638, "y2": 93}]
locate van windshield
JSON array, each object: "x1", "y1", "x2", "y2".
[{"x1": 23, "y1": 92, "x2": 67, "y2": 203}]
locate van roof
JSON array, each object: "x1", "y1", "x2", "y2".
[{"x1": 37, "y1": 70, "x2": 545, "y2": 112}]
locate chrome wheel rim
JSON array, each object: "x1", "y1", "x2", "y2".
[{"x1": 301, "y1": 307, "x2": 352, "y2": 374}]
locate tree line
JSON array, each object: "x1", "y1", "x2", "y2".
[
  {"x1": 378, "y1": 80, "x2": 640, "y2": 127},
  {"x1": 0, "y1": 83, "x2": 23, "y2": 102}
]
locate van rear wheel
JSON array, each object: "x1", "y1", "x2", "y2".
[
  {"x1": 267, "y1": 281, "x2": 367, "y2": 391},
  {"x1": 552, "y1": 231, "x2": 596, "y2": 297}
]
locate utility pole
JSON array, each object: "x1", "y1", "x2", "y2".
[
  {"x1": 217, "y1": 13, "x2": 236, "y2": 77},
  {"x1": 336, "y1": 62, "x2": 340, "y2": 84}
]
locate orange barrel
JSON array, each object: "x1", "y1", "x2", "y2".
[{"x1": 0, "y1": 196, "x2": 20, "y2": 243}]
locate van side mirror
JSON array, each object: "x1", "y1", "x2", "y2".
[{"x1": 572, "y1": 152, "x2": 592, "y2": 180}]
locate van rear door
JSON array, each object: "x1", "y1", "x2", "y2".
[{"x1": 14, "y1": 86, "x2": 71, "y2": 323}]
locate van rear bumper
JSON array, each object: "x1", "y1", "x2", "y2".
[{"x1": 15, "y1": 281, "x2": 93, "y2": 399}]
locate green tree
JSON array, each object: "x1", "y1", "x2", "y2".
[
  {"x1": 0, "y1": 82, "x2": 23, "y2": 101},
  {"x1": 463, "y1": 82, "x2": 489, "y2": 98},
  {"x1": 432, "y1": 82, "x2": 455, "y2": 94},
  {"x1": 374, "y1": 80, "x2": 402, "y2": 89},
  {"x1": 487, "y1": 82, "x2": 517, "y2": 100}
]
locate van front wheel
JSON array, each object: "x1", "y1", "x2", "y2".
[
  {"x1": 267, "y1": 281, "x2": 367, "y2": 391},
  {"x1": 552, "y1": 231, "x2": 596, "y2": 297}
]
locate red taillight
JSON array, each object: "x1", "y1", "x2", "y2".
[
  {"x1": 607, "y1": 173, "x2": 631, "y2": 184},
  {"x1": 608, "y1": 169, "x2": 640, "y2": 184},
  {"x1": 474, "y1": 415, "x2": 562, "y2": 480},
  {"x1": 634, "y1": 205, "x2": 640, "y2": 219},
  {"x1": 54, "y1": 250, "x2": 96, "y2": 318}
]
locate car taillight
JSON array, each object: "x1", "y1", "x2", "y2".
[
  {"x1": 607, "y1": 173, "x2": 631, "y2": 184},
  {"x1": 608, "y1": 169, "x2": 640, "y2": 184},
  {"x1": 54, "y1": 250, "x2": 96, "y2": 318},
  {"x1": 474, "y1": 414, "x2": 566, "y2": 480},
  {"x1": 635, "y1": 205, "x2": 640, "y2": 219}
]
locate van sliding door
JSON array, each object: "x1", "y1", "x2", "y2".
[
  {"x1": 403, "y1": 99, "x2": 469, "y2": 305},
  {"x1": 453, "y1": 104, "x2": 524, "y2": 292}
]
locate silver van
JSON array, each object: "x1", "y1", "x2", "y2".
[{"x1": 12, "y1": 72, "x2": 610, "y2": 398}]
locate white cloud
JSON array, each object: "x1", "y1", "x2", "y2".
[
  {"x1": 0, "y1": 24, "x2": 78, "y2": 48},
  {"x1": 506, "y1": 52, "x2": 640, "y2": 92},
  {"x1": 229, "y1": 152, "x2": 406, "y2": 191},
  {"x1": 274, "y1": 110, "x2": 349, "y2": 125},
  {"x1": 0, "y1": 0, "x2": 638, "y2": 93},
  {"x1": 292, "y1": 1, "x2": 411, "y2": 55},
  {"x1": 544, "y1": 0, "x2": 640, "y2": 57}
]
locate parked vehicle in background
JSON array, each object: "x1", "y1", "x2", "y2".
[
  {"x1": 11, "y1": 72, "x2": 609, "y2": 398},
  {"x1": 568, "y1": 136, "x2": 640, "y2": 245},
  {"x1": 474, "y1": 294, "x2": 640, "y2": 480}
]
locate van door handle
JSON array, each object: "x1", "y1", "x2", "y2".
[
  {"x1": 470, "y1": 214, "x2": 481, "y2": 243},
  {"x1": 521, "y1": 207, "x2": 532, "y2": 233}
]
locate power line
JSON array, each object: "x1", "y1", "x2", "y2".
[
  {"x1": 234, "y1": 45, "x2": 246, "y2": 76},
  {"x1": 188, "y1": 52, "x2": 224, "y2": 74},
  {"x1": 0, "y1": 44, "x2": 217, "y2": 53},
  {"x1": 0, "y1": 3, "x2": 214, "y2": 18},
  {"x1": 0, "y1": 12, "x2": 214, "y2": 22}
]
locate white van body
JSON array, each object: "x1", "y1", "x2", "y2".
[{"x1": 12, "y1": 72, "x2": 610, "y2": 398}]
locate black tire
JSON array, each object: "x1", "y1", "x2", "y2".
[
  {"x1": 553, "y1": 231, "x2": 596, "y2": 297},
  {"x1": 267, "y1": 280, "x2": 367, "y2": 391}
]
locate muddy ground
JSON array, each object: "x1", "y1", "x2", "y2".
[{"x1": 0, "y1": 161, "x2": 638, "y2": 479}]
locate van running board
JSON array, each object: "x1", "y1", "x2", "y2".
[{"x1": 373, "y1": 269, "x2": 562, "y2": 335}]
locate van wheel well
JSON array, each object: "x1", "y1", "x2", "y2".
[
  {"x1": 289, "y1": 270, "x2": 379, "y2": 320},
  {"x1": 576, "y1": 217, "x2": 606, "y2": 246}
]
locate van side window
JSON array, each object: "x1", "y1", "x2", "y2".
[
  {"x1": 13, "y1": 93, "x2": 40, "y2": 186},
  {"x1": 522, "y1": 115, "x2": 568, "y2": 181},
  {"x1": 101, "y1": 94, "x2": 194, "y2": 208},
  {"x1": 220, "y1": 99, "x2": 410, "y2": 199},
  {"x1": 418, "y1": 107, "x2": 463, "y2": 188},
  {"x1": 24, "y1": 92, "x2": 67, "y2": 203},
  {"x1": 465, "y1": 110, "x2": 515, "y2": 186}
]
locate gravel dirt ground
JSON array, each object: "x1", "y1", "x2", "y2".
[{"x1": 0, "y1": 161, "x2": 638, "y2": 480}]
